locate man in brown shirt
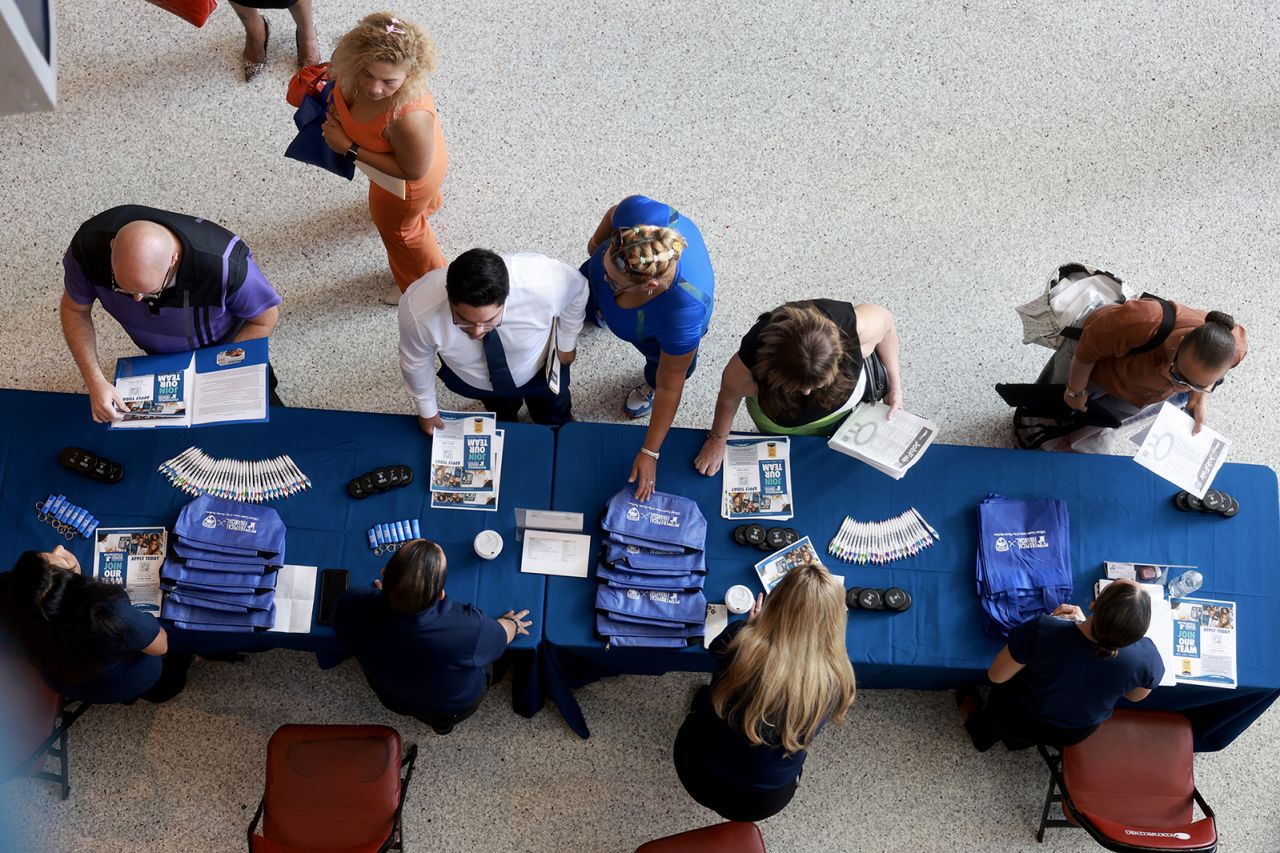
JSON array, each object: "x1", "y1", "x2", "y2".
[{"x1": 1060, "y1": 299, "x2": 1247, "y2": 434}]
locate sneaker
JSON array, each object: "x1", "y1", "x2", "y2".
[
  {"x1": 380, "y1": 285, "x2": 403, "y2": 306},
  {"x1": 623, "y1": 383, "x2": 655, "y2": 418}
]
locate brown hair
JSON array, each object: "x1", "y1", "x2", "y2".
[
  {"x1": 753, "y1": 302, "x2": 858, "y2": 422},
  {"x1": 1090, "y1": 581, "x2": 1152, "y2": 659},
  {"x1": 382, "y1": 539, "x2": 445, "y2": 614},
  {"x1": 1181, "y1": 311, "x2": 1237, "y2": 370},
  {"x1": 607, "y1": 225, "x2": 687, "y2": 286},
  {"x1": 329, "y1": 12, "x2": 438, "y2": 122}
]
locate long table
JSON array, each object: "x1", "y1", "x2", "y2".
[
  {"x1": 544, "y1": 422, "x2": 1280, "y2": 747},
  {"x1": 1, "y1": 390, "x2": 554, "y2": 715}
]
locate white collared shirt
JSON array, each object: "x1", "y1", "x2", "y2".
[{"x1": 398, "y1": 252, "x2": 588, "y2": 418}]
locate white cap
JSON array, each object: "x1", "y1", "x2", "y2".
[
  {"x1": 725, "y1": 584, "x2": 754, "y2": 614},
  {"x1": 473, "y1": 530, "x2": 503, "y2": 560}
]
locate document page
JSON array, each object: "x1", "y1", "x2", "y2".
[
  {"x1": 721, "y1": 435, "x2": 794, "y2": 520},
  {"x1": 1171, "y1": 597, "x2": 1237, "y2": 689},
  {"x1": 113, "y1": 363, "x2": 194, "y2": 428},
  {"x1": 827, "y1": 402, "x2": 938, "y2": 479},
  {"x1": 431, "y1": 430, "x2": 504, "y2": 511},
  {"x1": 1134, "y1": 403, "x2": 1230, "y2": 499},
  {"x1": 520, "y1": 529, "x2": 591, "y2": 577},
  {"x1": 270, "y1": 565, "x2": 317, "y2": 633},
  {"x1": 94, "y1": 527, "x2": 167, "y2": 612},
  {"x1": 192, "y1": 363, "x2": 267, "y2": 424},
  {"x1": 431, "y1": 411, "x2": 498, "y2": 495}
]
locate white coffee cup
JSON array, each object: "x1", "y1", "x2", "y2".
[
  {"x1": 473, "y1": 530, "x2": 503, "y2": 560},
  {"x1": 725, "y1": 584, "x2": 754, "y2": 614}
]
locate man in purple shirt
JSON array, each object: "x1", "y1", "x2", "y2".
[{"x1": 60, "y1": 205, "x2": 283, "y2": 422}]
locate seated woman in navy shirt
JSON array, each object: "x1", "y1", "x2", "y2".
[
  {"x1": 960, "y1": 578, "x2": 1164, "y2": 750},
  {"x1": 333, "y1": 539, "x2": 533, "y2": 735},
  {"x1": 0, "y1": 546, "x2": 189, "y2": 704},
  {"x1": 673, "y1": 562, "x2": 857, "y2": 822}
]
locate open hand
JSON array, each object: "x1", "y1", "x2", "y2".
[{"x1": 629, "y1": 452, "x2": 657, "y2": 501}]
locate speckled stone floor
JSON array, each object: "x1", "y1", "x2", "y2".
[{"x1": 2, "y1": 1, "x2": 1278, "y2": 851}]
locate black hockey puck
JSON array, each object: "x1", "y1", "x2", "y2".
[
  {"x1": 883, "y1": 587, "x2": 912, "y2": 612},
  {"x1": 763, "y1": 527, "x2": 789, "y2": 552},
  {"x1": 1201, "y1": 489, "x2": 1227, "y2": 512}
]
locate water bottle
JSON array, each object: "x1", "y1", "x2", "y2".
[{"x1": 1168, "y1": 570, "x2": 1204, "y2": 600}]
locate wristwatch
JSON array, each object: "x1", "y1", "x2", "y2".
[
  {"x1": 1064, "y1": 388, "x2": 1087, "y2": 400},
  {"x1": 344, "y1": 143, "x2": 360, "y2": 162}
]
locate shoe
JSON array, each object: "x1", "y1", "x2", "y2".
[
  {"x1": 430, "y1": 723, "x2": 455, "y2": 735},
  {"x1": 623, "y1": 383, "x2": 655, "y2": 418},
  {"x1": 380, "y1": 285, "x2": 404, "y2": 306},
  {"x1": 242, "y1": 18, "x2": 269, "y2": 82}
]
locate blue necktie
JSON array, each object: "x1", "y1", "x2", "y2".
[{"x1": 482, "y1": 330, "x2": 518, "y2": 396}]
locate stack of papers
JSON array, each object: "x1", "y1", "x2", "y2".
[
  {"x1": 827, "y1": 403, "x2": 938, "y2": 480},
  {"x1": 721, "y1": 435, "x2": 794, "y2": 520},
  {"x1": 430, "y1": 411, "x2": 503, "y2": 512},
  {"x1": 1133, "y1": 402, "x2": 1230, "y2": 499},
  {"x1": 112, "y1": 338, "x2": 270, "y2": 429}
]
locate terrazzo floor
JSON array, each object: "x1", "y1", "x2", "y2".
[{"x1": 2, "y1": 1, "x2": 1278, "y2": 851}]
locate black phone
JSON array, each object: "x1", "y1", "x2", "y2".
[{"x1": 317, "y1": 569, "x2": 349, "y2": 626}]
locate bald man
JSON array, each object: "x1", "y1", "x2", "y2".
[{"x1": 61, "y1": 206, "x2": 282, "y2": 422}]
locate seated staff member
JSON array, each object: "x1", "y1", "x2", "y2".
[
  {"x1": 0, "y1": 546, "x2": 191, "y2": 704},
  {"x1": 584, "y1": 195, "x2": 715, "y2": 501},
  {"x1": 958, "y1": 579, "x2": 1163, "y2": 751},
  {"x1": 60, "y1": 205, "x2": 283, "y2": 423},
  {"x1": 332, "y1": 539, "x2": 533, "y2": 735},
  {"x1": 673, "y1": 562, "x2": 856, "y2": 822},
  {"x1": 693, "y1": 300, "x2": 904, "y2": 476},
  {"x1": 1058, "y1": 300, "x2": 1246, "y2": 434},
  {"x1": 399, "y1": 248, "x2": 587, "y2": 431}
]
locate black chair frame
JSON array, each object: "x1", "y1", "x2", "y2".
[
  {"x1": 1, "y1": 698, "x2": 91, "y2": 801},
  {"x1": 247, "y1": 742, "x2": 419, "y2": 853}
]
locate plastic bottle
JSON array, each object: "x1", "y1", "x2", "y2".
[{"x1": 1167, "y1": 570, "x2": 1204, "y2": 600}]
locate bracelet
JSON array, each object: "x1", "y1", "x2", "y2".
[
  {"x1": 1064, "y1": 388, "x2": 1087, "y2": 399},
  {"x1": 706, "y1": 431, "x2": 728, "y2": 442},
  {"x1": 499, "y1": 614, "x2": 519, "y2": 628},
  {"x1": 639, "y1": 447, "x2": 660, "y2": 461}
]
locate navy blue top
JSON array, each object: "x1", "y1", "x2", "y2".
[
  {"x1": 43, "y1": 598, "x2": 162, "y2": 704},
  {"x1": 1005, "y1": 614, "x2": 1165, "y2": 729},
  {"x1": 684, "y1": 621, "x2": 819, "y2": 790},
  {"x1": 333, "y1": 589, "x2": 508, "y2": 715}
]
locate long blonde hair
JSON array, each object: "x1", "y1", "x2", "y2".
[
  {"x1": 329, "y1": 12, "x2": 438, "y2": 120},
  {"x1": 712, "y1": 562, "x2": 856, "y2": 755}
]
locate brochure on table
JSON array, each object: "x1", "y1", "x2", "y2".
[
  {"x1": 93, "y1": 527, "x2": 167, "y2": 612},
  {"x1": 754, "y1": 536, "x2": 822, "y2": 594},
  {"x1": 430, "y1": 411, "x2": 498, "y2": 495},
  {"x1": 827, "y1": 402, "x2": 938, "y2": 480},
  {"x1": 431, "y1": 428, "x2": 503, "y2": 511},
  {"x1": 1133, "y1": 402, "x2": 1230, "y2": 499},
  {"x1": 1172, "y1": 597, "x2": 1237, "y2": 689},
  {"x1": 520, "y1": 528, "x2": 591, "y2": 578},
  {"x1": 721, "y1": 435, "x2": 793, "y2": 520},
  {"x1": 111, "y1": 338, "x2": 269, "y2": 429},
  {"x1": 269, "y1": 565, "x2": 317, "y2": 634}
]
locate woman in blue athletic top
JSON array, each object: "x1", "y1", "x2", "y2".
[
  {"x1": 584, "y1": 195, "x2": 714, "y2": 500},
  {"x1": 960, "y1": 578, "x2": 1164, "y2": 750}
]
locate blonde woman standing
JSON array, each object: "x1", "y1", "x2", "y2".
[
  {"x1": 323, "y1": 12, "x2": 448, "y2": 304},
  {"x1": 673, "y1": 562, "x2": 856, "y2": 821}
]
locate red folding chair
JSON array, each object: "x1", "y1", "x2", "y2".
[
  {"x1": 635, "y1": 822, "x2": 766, "y2": 853},
  {"x1": 247, "y1": 725, "x2": 418, "y2": 853},
  {"x1": 1036, "y1": 710, "x2": 1217, "y2": 852},
  {"x1": 0, "y1": 645, "x2": 91, "y2": 800}
]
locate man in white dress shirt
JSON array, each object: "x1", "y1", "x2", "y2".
[{"x1": 399, "y1": 248, "x2": 589, "y2": 433}]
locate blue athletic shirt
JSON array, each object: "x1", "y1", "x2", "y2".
[
  {"x1": 1005, "y1": 614, "x2": 1164, "y2": 729},
  {"x1": 333, "y1": 589, "x2": 508, "y2": 716},
  {"x1": 587, "y1": 195, "x2": 714, "y2": 355},
  {"x1": 41, "y1": 597, "x2": 162, "y2": 704}
]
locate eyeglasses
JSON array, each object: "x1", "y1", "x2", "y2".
[
  {"x1": 1169, "y1": 351, "x2": 1225, "y2": 394},
  {"x1": 110, "y1": 258, "x2": 178, "y2": 303},
  {"x1": 450, "y1": 303, "x2": 504, "y2": 331}
]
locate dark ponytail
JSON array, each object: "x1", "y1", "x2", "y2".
[
  {"x1": 1181, "y1": 311, "x2": 1237, "y2": 370},
  {"x1": 1090, "y1": 582, "x2": 1152, "y2": 659},
  {"x1": 0, "y1": 551, "x2": 131, "y2": 682}
]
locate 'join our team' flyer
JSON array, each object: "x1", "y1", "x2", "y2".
[
  {"x1": 1171, "y1": 597, "x2": 1238, "y2": 689},
  {"x1": 430, "y1": 411, "x2": 501, "y2": 508},
  {"x1": 721, "y1": 435, "x2": 794, "y2": 520},
  {"x1": 93, "y1": 527, "x2": 168, "y2": 612}
]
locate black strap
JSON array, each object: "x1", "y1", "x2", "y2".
[{"x1": 1126, "y1": 293, "x2": 1176, "y2": 355}]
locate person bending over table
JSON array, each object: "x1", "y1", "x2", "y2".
[
  {"x1": 0, "y1": 546, "x2": 191, "y2": 704},
  {"x1": 60, "y1": 205, "x2": 283, "y2": 423},
  {"x1": 1051, "y1": 299, "x2": 1246, "y2": 435},
  {"x1": 693, "y1": 299, "x2": 904, "y2": 476},
  {"x1": 583, "y1": 195, "x2": 715, "y2": 500},
  {"x1": 332, "y1": 539, "x2": 532, "y2": 735},
  {"x1": 399, "y1": 248, "x2": 587, "y2": 433},
  {"x1": 958, "y1": 579, "x2": 1163, "y2": 751},
  {"x1": 673, "y1": 562, "x2": 856, "y2": 822}
]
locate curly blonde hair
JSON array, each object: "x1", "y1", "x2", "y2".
[
  {"x1": 608, "y1": 225, "x2": 687, "y2": 285},
  {"x1": 330, "y1": 12, "x2": 438, "y2": 119}
]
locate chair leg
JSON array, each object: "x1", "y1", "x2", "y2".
[
  {"x1": 1036, "y1": 761, "x2": 1057, "y2": 843},
  {"x1": 57, "y1": 723, "x2": 69, "y2": 800},
  {"x1": 1034, "y1": 745, "x2": 1076, "y2": 842}
]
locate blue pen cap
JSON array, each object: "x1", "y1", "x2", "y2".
[
  {"x1": 367, "y1": 529, "x2": 378, "y2": 549},
  {"x1": 410, "y1": 518, "x2": 421, "y2": 539}
]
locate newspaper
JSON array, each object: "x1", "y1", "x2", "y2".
[
  {"x1": 721, "y1": 435, "x2": 793, "y2": 520},
  {"x1": 1133, "y1": 402, "x2": 1230, "y2": 499},
  {"x1": 93, "y1": 527, "x2": 167, "y2": 612},
  {"x1": 826, "y1": 402, "x2": 938, "y2": 480},
  {"x1": 430, "y1": 411, "x2": 499, "y2": 496},
  {"x1": 1171, "y1": 597, "x2": 1237, "y2": 689},
  {"x1": 431, "y1": 429, "x2": 504, "y2": 511}
]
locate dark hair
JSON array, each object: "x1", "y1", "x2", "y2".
[
  {"x1": 753, "y1": 302, "x2": 858, "y2": 422},
  {"x1": 446, "y1": 249, "x2": 510, "y2": 307},
  {"x1": 1181, "y1": 311, "x2": 1237, "y2": 370},
  {"x1": 1090, "y1": 582, "x2": 1152, "y2": 658},
  {"x1": 0, "y1": 551, "x2": 131, "y2": 682},
  {"x1": 382, "y1": 539, "x2": 446, "y2": 614}
]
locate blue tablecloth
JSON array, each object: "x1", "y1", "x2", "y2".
[
  {"x1": 0, "y1": 390, "x2": 553, "y2": 716},
  {"x1": 544, "y1": 422, "x2": 1280, "y2": 747}
]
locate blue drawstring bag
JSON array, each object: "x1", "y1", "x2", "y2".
[
  {"x1": 596, "y1": 613, "x2": 703, "y2": 647},
  {"x1": 596, "y1": 562, "x2": 705, "y2": 591},
  {"x1": 595, "y1": 585, "x2": 707, "y2": 627},
  {"x1": 174, "y1": 495, "x2": 286, "y2": 558},
  {"x1": 162, "y1": 560, "x2": 278, "y2": 592},
  {"x1": 601, "y1": 488, "x2": 707, "y2": 553},
  {"x1": 167, "y1": 587, "x2": 275, "y2": 613},
  {"x1": 284, "y1": 86, "x2": 356, "y2": 181},
  {"x1": 171, "y1": 542, "x2": 281, "y2": 567},
  {"x1": 976, "y1": 494, "x2": 1073, "y2": 638},
  {"x1": 601, "y1": 540, "x2": 706, "y2": 574},
  {"x1": 161, "y1": 597, "x2": 275, "y2": 630}
]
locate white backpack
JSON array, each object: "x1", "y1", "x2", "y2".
[{"x1": 1015, "y1": 262, "x2": 1129, "y2": 350}]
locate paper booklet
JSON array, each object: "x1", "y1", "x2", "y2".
[
  {"x1": 1133, "y1": 402, "x2": 1230, "y2": 499},
  {"x1": 721, "y1": 435, "x2": 794, "y2": 520},
  {"x1": 431, "y1": 428, "x2": 503, "y2": 511},
  {"x1": 111, "y1": 337, "x2": 269, "y2": 429},
  {"x1": 542, "y1": 317, "x2": 561, "y2": 396},
  {"x1": 93, "y1": 527, "x2": 167, "y2": 612},
  {"x1": 355, "y1": 161, "x2": 407, "y2": 199},
  {"x1": 1171, "y1": 597, "x2": 1237, "y2": 689},
  {"x1": 430, "y1": 411, "x2": 498, "y2": 495},
  {"x1": 826, "y1": 402, "x2": 938, "y2": 480}
]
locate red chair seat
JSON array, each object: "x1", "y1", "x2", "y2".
[
  {"x1": 0, "y1": 644, "x2": 62, "y2": 777},
  {"x1": 636, "y1": 822, "x2": 766, "y2": 853}
]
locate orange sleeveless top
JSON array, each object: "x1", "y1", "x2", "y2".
[{"x1": 333, "y1": 82, "x2": 443, "y2": 156}]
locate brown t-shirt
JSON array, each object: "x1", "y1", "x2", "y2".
[{"x1": 1075, "y1": 299, "x2": 1248, "y2": 407}]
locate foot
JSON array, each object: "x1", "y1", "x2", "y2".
[
  {"x1": 380, "y1": 284, "x2": 404, "y2": 306},
  {"x1": 430, "y1": 723, "x2": 455, "y2": 735},
  {"x1": 295, "y1": 27, "x2": 321, "y2": 68},
  {"x1": 241, "y1": 17, "x2": 269, "y2": 82},
  {"x1": 623, "y1": 383, "x2": 655, "y2": 419}
]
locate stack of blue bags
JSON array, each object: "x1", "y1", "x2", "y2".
[
  {"x1": 594, "y1": 488, "x2": 708, "y2": 648},
  {"x1": 975, "y1": 494, "x2": 1073, "y2": 639},
  {"x1": 160, "y1": 495, "x2": 286, "y2": 632}
]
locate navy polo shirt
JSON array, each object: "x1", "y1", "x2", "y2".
[
  {"x1": 333, "y1": 589, "x2": 508, "y2": 716},
  {"x1": 1005, "y1": 614, "x2": 1164, "y2": 729},
  {"x1": 42, "y1": 597, "x2": 162, "y2": 704}
]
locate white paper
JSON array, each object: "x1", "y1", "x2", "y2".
[
  {"x1": 93, "y1": 527, "x2": 167, "y2": 612},
  {"x1": 721, "y1": 435, "x2": 794, "y2": 520},
  {"x1": 704, "y1": 604, "x2": 729, "y2": 648},
  {"x1": 1171, "y1": 598, "x2": 1237, "y2": 689},
  {"x1": 1133, "y1": 403, "x2": 1230, "y2": 499},
  {"x1": 520, "y1": 529, "x2": 591, "y2": 578},
  {"x1": 269, "y1": 565, "x2": 317, "y2": 633},
  {"x1": 753, "y1": 536, "x2": 823, "y2": 594},
  {"x1": 827, "y1": 402, "x2": 938, "y2": 480},
  {"x1": 543, "y1": 317, "x2": 561, "y2": 396},
  {"x1": 355, "y1": 160, "x2": 407, "y2": 199},
  {"x1": 191, "y1": 363, "x2": 267, "y2": 425}
]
